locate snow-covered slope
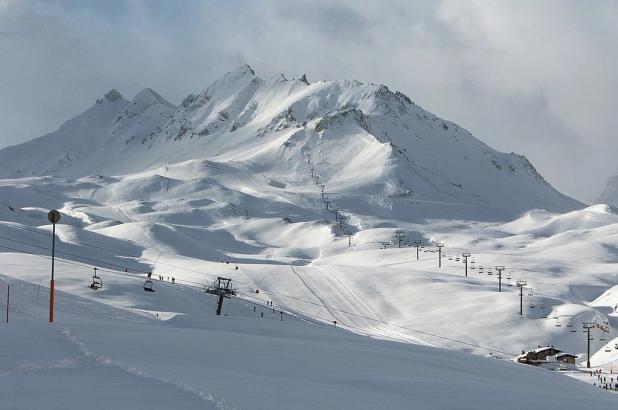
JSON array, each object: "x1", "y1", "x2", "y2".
[
  {"x1": 3, "y1": 66, "x2": 616, "y2": 408},
  {"x1": 3, "y1": 270, "x2": 617, "y2": 410},
  {"x1": 0, "y1": 65, "x2": 581, "y2": 220},
  {"x1": 0, "y1": 88, "x2": 174, "y2": 178}
]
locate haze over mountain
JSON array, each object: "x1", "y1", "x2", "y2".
[
  {"x1": 0, "y1": 65, "x2": 581, "y2": 221},
  {"x1": 597, "y1": 173, "x2": 618, "y2": 207}
]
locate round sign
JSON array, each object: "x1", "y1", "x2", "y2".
[{"x1": 47, "y1": 209, "x2": 61, "y2": 224}]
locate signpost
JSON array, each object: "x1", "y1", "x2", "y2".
[{"x1": 48, "y1": 210, "x2": 61, "y2": 323}]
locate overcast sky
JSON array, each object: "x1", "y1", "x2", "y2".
[{"x1": 1, "y1": 0, "x2": 616, "y2": 202}]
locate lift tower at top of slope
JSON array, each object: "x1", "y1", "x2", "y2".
[
  {"x1": 205, "y1": 277, "x2": 236, "y2": 316},
  {"x1": 582, "y1": 322, "x2": 596, "y2": 368},
  {"x1": 437, "y1": 244, "x2": 444, "y2": 268},
  {"x1": 413, "y1": 240, "x2": 421, "y2": 260},
  {"x1": 462, "y1": 253, "x2": 471, "y2": 277},
  {"x1": 516, "y1": 280, "x2": 527, "y2": 315},
  {"x1": 495, "y1": 266, "x2": 505, "y2": 292},
  {"x1": 395, "y1": 230, "x2": 406, "y2": 248}
]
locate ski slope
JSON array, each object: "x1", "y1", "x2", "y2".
[
  {"x1": 1, "y1": 66, "x2": 617, "y2": 408},
  {"x1": 2, "y1": 258, "x2": 618, "y2": 410}
]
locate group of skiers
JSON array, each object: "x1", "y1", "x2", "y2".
[
  {"x1": 147, "y1": 271, "x2": 175, "y2": 283},
  {"x1": 590, "y1": 369, "x2": 618, "y2": 390}
]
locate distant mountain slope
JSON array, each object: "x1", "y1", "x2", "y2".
[
  {"x1": 0, "y1": 65, "x2": 582, "y2": 220},
  {"x1": 597, "y1": 173, "x2": 618, "y2": 207},
  {"x1": 0, "y1": 88, "x2": 174, "y2": 178}
]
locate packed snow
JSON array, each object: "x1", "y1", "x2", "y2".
[{"x1": 1, "y1": 66, "x2": 617, "y2": 409}]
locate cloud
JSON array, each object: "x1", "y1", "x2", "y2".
[{"x1": 0, "y1": 0, "x2": 616, "y2": 202}]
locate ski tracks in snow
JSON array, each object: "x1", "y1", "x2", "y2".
[{"x1": 56, "y1": 328, "x2": 234, "y2": 410}]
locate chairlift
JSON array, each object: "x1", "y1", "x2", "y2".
[
  {"x1": 570, "y1": 329, "x2": 577, "y2": 333},
  {"x1": 566, "y1": 323, "x2": 573, "y2": 327},
  {"x1": 506, "y1": 273, "x2": 512, "y2": 280},
  {"x1": 605, "y1": 347, "x2": 612, "y2": 353},
  {"x1": 556, "y1": 323, "x2": 562, "y2": 327},
  {"x1": 89, "y1": 267, "x2": 103, "y2": 290},
  {"x1": 599, "y1": 336, "x2": 607, "y2": 341},
  {"x1": 143, "y1": 279, "x2": 155, "y2": 292}
]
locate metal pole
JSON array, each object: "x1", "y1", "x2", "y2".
[
  {"x1": 50, "y1": 222, "x2": 56, "y2": 323},
  {"x1": 520, "y1": 285, "x2": 523, "y2": 314},
  {"x1": 462, "y1": 253, "x2": 471, "y2": 277},
  {"x1": 216, "y1": 295, "x2": 224, "y2": 316},
  {"x1": 437, "y1": 245, "x2": 443, "y2": 268},
  {"x1": 6, "y1": 284, "x2": 9, "y2": 323},
  {"x1": 495, "y1": 266, "x2": 505, "y2": 293},
  {"x1": 516, "y1": 280, "x2": 527, "y2": 315},
  {"x1": 583, "y1": 322, "x2": 595, "y2": 368},
  {"x1": 587, "y1": 328, "x2": 591, "y2": 368}
]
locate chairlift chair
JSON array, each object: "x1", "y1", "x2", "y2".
[
  {"x1": 143, "y1": 279, "x2": 155, "y2": 292},
  {"x1": 89, "y1": 267, "x2": 103, "y2": 290}
]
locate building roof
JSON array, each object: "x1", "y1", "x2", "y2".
[
  {"x1": 533, "y1": 346, "x2": 561, "y2": 353},
  {"x1": 556, "y1": 353, "x2": 578, "y2": 358}
]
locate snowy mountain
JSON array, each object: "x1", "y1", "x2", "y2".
[
  {"x1": 1, "y1": 66, "x2": 617, "y2": 409},
  {"x1": 0, "y1": 65, "x2": 581, "y2": 220},
  {"x1": 597, "y1": 172, "x2": 618, "y2": 207}
]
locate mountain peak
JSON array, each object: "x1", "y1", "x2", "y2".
[
  {"x1": 225, "y1": 64, "x2": 256, "y2": 79},
  {"x1": 104, "y1": 89, "x2": 123, "y2": 101},
  {"x1": 132, "y1": 88, "x2": 174, "y2": 108},
  {"x1": 95, "y1": 89, "x2": 124, "y2": 105}
]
